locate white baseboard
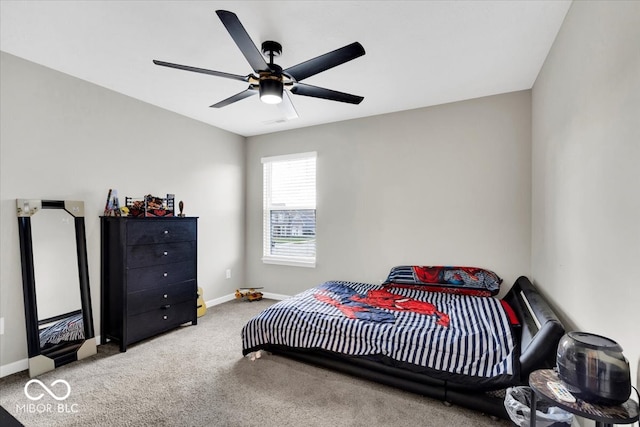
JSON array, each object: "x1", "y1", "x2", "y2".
[
  {"x1": 0, "y1": 357, "x2": 28, "y2": 378},
  {"x1": 1, "y1": 294, "x2": 290, "y2": 378},
  {"x1": 205, "y1": 293, "x2": 237, "y2": 307},
  {"x1": 262, "y1": 292, "x2": 290, "y2": 301}
]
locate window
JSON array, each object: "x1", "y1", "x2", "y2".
[{"x1": 262, "y1": 152, "x2": 317, "y2": 267}]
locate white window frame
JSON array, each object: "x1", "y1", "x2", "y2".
[{"x1": 261, "y1": 152, "x2": 317, "y2": 268}]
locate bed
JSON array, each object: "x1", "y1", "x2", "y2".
[{"x1": 242, "y1": 267, "x2": 565, "y2": 420}]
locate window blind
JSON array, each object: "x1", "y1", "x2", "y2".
[{"x1": 262, "y1": 152, "x2": 317, "y2": 267}]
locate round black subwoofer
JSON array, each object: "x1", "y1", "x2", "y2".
[{"x1": 556, "y1": 332, "x2": 631, "y2": 405}]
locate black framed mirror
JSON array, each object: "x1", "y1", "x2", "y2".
[{"x1": 17, "y1": 199, "x2": 97, "y2": 377}]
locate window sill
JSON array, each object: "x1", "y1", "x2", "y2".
[{"x1": 262, "y1": 256, "x2": 316, "y2": 268}]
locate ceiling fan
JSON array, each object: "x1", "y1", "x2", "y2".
[{"x1": 153, "y1": 10, "x2": 366, "y2": 120}]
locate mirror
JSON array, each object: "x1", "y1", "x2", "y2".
[
  {"x1": 17, "y1": 199, "x2": 97, "y2": 377},
  {"x1": 32, "y1": 208, "x2": 83, "y2": 339}
]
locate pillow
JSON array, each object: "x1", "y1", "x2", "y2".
[{"x1": 383, "y1": 265, "x2": 502, "y2": 297}]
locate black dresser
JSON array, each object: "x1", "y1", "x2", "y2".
[{"x1": 100, "y1": 217, "x2": 198, "y2": 351}]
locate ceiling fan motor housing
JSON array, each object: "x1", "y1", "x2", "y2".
[{"x1": 259, "y1": 39, "x2": 285, "y2": 104}]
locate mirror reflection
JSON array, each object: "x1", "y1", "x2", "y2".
[{"x1": 31, "y1": 208, "x2": 84, "y2": 350}]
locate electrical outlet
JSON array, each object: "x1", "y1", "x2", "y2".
[
  {"x1": 0, "y1": 317, "x2": 4, "y2": 335},
  {"x1": 225, "y1": 269, "x2": 231, "y2": 279}
]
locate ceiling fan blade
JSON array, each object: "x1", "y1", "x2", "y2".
[
  {"x1": 284, "y1": 42, "x2": 365, "y2": 82},
  {"x1": 153, "y1": 60, "x2": 249, "y2": 82},
  {"x1": 278, "y1": 91, "x2": 299, "y2": 121},
  {"x1": 216, "y1": 10, "x2": 269, "y2": 73},
  {"x1": 210, "y1": 87, "x2": 257, "y2": 108},
  {"x1": 291, "y1": 83, "x2": 363, "y2": 104}
]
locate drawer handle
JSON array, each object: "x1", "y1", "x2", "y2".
[
  {"x1": 163, "y1": 272, "x2": 168, "y2": 277},
  {"x1": 163, "y1": 251, "x2": 168, "y2": 256},
  {"x1": 163, "y1": 230, "x2": 169, "y2": 235},
  {"x1": 161, "y1": 304, "x2": 171, "y2": 309}
]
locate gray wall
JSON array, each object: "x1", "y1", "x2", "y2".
[
  {"x1": 532, "y1": 0, "x2": 640, "y2": 394},
  {"x1": 246, "y1": 91, "x2": 532, "y2": 297},
  {"x1": 0, "y1": 52, "x2": 246, "y2": 373}
]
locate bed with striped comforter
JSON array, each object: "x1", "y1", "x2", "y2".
[{"x1": 242, "y1": 280, "x2": 519, "y2": 389}]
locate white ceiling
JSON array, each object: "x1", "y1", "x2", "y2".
[{"x1": 0, "y1": 1, "x2": 571, "y2": 137}]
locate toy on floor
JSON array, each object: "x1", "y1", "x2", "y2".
[
  {"x1": 197, "y1": 287, "x2": 207, "y2": 317},
  {"x1": 235, "y1": 287, "x2": 264, "y2": 301}
]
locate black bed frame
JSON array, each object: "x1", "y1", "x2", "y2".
[{"x1": 261, "y1": 276, "x2": 565, "y2": 420}]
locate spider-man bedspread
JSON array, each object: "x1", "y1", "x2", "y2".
[{"x1": 242, "y1": 281, "x2": 518, "y2": 389}]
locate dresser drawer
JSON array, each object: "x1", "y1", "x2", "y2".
[
  {"x1": 127, "y1": 261, "x2": 195, "y2": 292},
  {"x1": 127, "y1": 281, "x2": 195, "y2": 316},
  {"x1": 126, "y1": 300, "x2": 195, "y2": 345},
  {"x1": 126, "y1": 220, "x2": 196, "y2": 245},
  {"x1": 126, "y1": 241, "x2": 195, "y2": 268}
]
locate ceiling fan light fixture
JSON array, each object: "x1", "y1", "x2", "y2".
[{"x1": 260, "y1": 78, "x2": 283, "y2": 104}]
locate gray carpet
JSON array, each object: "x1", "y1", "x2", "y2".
[{"x1": 0, "y1": 299, "x2": 509, "y2": 426}]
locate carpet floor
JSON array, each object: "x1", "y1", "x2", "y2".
[{"x1": 0, "y1": 298, "x2": 509, "y2": 426}]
